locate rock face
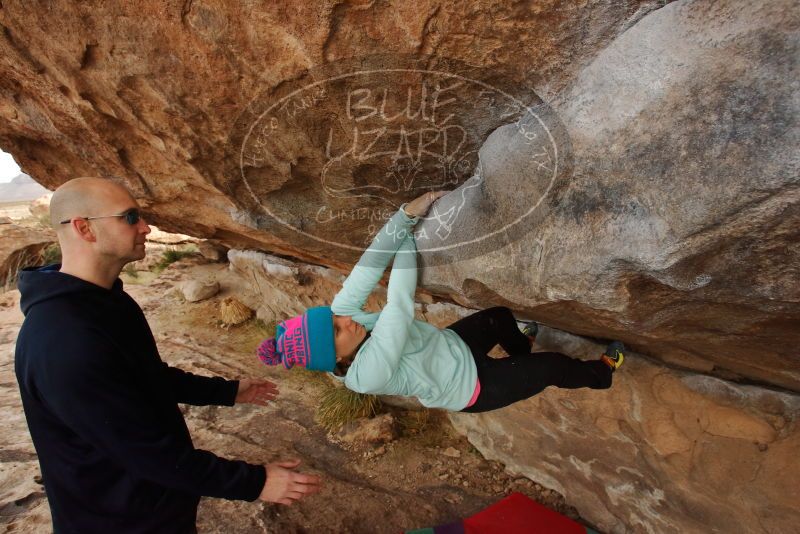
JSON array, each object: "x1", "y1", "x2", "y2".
[
  {"x1": 0, "y1": 224, "x2": 56, "y2": 290},
  {"x1": 0, "y1": 0, "x2": 666, "y2": 265},
  {"x1": 1, "y1": 0, "x2": 799, "y2": 532},
  {"x1": 26, "y1": 193, "x2": 52, "y2": 219},
  {"x1": 0, "y1": 0, "x2": 796, "y2": 391},
  {"x1": 230, "y1": 249, "x2": 800, "y2": 534},
  {"x1": 450, "y1": 331, "x2": 800, "y2": 534},
  {"x1": 419, "y1": 0, "x2": 800, "y2": 392}
]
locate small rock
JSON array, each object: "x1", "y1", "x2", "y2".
[
  {"x1": 28, "y1": 193, "x2": 52, "y2": 219},
  {"x1": 439, "y1": 473, "x2": 449, "y2": 480},
  {"x1": 444, "y1": 494, "x2": 461, "y2": 504},
  {"x1": 197, "y1": 240, "x2": 229, "y2": 262},
  {"x1": 417, "y1": 292, "x2": 434, "y2": 304},
  {"x1": 442, "y1": 447, "x2": 461, "y2": 458},
  {"x1": 165, "y1": 286, "x2": 183, "y2": 300},
  {"x1": 181, "y1": 279, "x2": 219, "y2": 302},
  {"x1": 337, "y1": 414, "x2": 399, "y2": 446},
  {"x1": 492, "y1": 484, "x2": 504, "y2": 494}
]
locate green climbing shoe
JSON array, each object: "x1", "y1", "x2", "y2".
[
  {"x1": 601, "y1": 341, "x2": 625, "y2": 371},
  {"x1": 521, "y1": 321, "x2": 539, "y2": 339}
]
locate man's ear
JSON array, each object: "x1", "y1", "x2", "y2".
[{"x1": 71, "y1": 219, "x2": 97, "y2": 243}]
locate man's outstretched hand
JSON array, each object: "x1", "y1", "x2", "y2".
[
  {"x1": 260, "y1": 459, "x2": 322, "y2": 505},
  {"x1": 235, "y1": 378, "x2": 279, "y2": 406}
]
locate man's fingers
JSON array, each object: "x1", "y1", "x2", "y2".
[
  {"x1": 290, "y1": 481, "x2": 321, "y2": 495},
  {"x1": 276, "y1": 459, "x2": 302, "y2": 469},
  {"x1": 253, "y1": 392, "x2": 277, "y2": 403},
  {"x1": 277, "y1": 498, "x2": 293, "y2": 506},
  {"x1": 292, "y1": 473, "x2": 321, "y2": 486},
  {"x1": 289, "y1": 475, "x2": 321, "y2": 491}
]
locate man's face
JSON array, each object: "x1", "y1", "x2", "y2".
[
  {"x1": 333, "y1": 315, "x2": 367, "y2": 362},
  {"x1": 90, "y1": 188, "x2": 151, "y2": 264}
]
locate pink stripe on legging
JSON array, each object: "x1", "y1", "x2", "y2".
[{"x1": 465, "y1": 378, "x2": 481, "y2": 408}]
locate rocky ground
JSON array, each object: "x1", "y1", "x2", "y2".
[{"x1": 0, "y1": 250, "x2": 589, "y2": 533}]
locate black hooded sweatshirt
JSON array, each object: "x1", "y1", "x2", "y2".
[{"x1": 14, "y1": 265, "x2": 266, "y2": 533}]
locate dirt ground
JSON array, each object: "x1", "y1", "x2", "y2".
[{"x1": 0, "y1": 252, "x2": 588, "y2": 533}]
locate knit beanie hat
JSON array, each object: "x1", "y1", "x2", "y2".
[{"x1": 257, "y1": 306, "x2": 336, "y2": 372}]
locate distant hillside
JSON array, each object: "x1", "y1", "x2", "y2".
[{"x1": 0, "y1": 174, "x2": 50, "y2": 202}]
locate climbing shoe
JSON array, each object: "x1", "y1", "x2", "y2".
[
  {"x1": 601, "y1": 341, "x2": 625, "y2": 371},
  {"x1": 521, "y1": 321, "x2": 539, "y2": 339}
]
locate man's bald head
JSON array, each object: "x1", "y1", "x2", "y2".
[{"x1": 49, "y1": 177, "x2": 134, "y2": 231}]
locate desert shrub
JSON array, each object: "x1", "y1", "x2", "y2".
[
  {"x1": 397, "y1": 409, "x2": 431, "y2": 437},
  {"x1": 152, "y1": 245, "x2": 198, "y2": 273},
  {"x1": 122, "y1": 263, "x2": 139, "y2": 278},
  {"x1": 40, "y1": 243, "x2": 61, "y2": 265},
  {"x1": 316, "y1": 384, "x2": 381, "y2": 431}
]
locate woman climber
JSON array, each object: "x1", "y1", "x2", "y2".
[{"x1": 256, "y1": 191, "x2": 625, "y2": 413}]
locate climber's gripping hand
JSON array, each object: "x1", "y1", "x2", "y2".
[{"x1": 403, "y1": 191, "x2": 449, "y2": 219}]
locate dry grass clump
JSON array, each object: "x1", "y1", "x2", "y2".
[
  {"x1": 220, "y1": 297, "x2": 253, "y2": 326},
  {"x1": 397, "y1": 409, "x2": 431, "y2": 437},
  {"x1": 316, "y1": 384, "x2": 381, "y2": 431},
  {"x1": 1, "y1": 242, "x2": 60, "y2": 291}
]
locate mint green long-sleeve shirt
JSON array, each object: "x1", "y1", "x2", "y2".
[{"x1": 331, "y1": 208, "x2": 478, "y2": 411}]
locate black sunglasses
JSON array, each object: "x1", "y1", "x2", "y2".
[{"x1": 60, "y1": 208, "x2": 142, "y2": 226}]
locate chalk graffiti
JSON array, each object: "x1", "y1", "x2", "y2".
[{"x1": 232, "y1": 56, "x2": 566, "y2": 265}]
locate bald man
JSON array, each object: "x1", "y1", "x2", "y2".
[{"x1": 15, "y1": 178, "x2": 320, "y2": 533}]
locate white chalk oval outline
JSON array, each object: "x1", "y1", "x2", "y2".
[{"x1": 239, "y1": 68, "x2": 558, "y2": 253}]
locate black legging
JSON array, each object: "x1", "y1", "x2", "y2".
[{"x1": 446, "y1": 307, "x2": 612, "y2": 413}]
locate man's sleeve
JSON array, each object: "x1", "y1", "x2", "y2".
[
  {"x1": 41, "y1": 328, "x2": 266, "y2": 501},
  {"x1": 331, "y1": 207, "x2": 418, "y2": 316},
  {"x1": 163, "y1": 364, "x2": 240, "y2": 407}
]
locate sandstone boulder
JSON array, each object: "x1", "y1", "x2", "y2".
[
  {"x1": 450, "y1": 328, "x2": 800, "y2": 534},
  {"x1": 419, "y1": 0, "x2": 799, "y2": 391},
  {"x1": 146, "y1": 226, "x2": 196, "y2": 245},
  {"x1": 27, "y1": 193, "x2": 52, "y2": 220},
  {"x1": 1, "y1": 0, "x2": 798, "y2": 532},
  {"x1": 232, "y1": 248, "x2": 800, "y2": 533},
  {"x1": 0, "y1": 0, "x2": 794, "y2": 392},
  {"x1": 337, "y1": 414, "x2": 399, "y2": 447},
  {"x1": 180, "y1": 279, "x2": 219, "y2": 302},
  {"x1": 0, "y1": 224, "x2": 56, "y2": 290},
  {"x1": 197, "y1": 240, "x2": 228, "y2": 262}
]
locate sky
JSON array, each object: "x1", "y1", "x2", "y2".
[{"x1": 0, "y1": 149, "x2": 22, "y2": 183}]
